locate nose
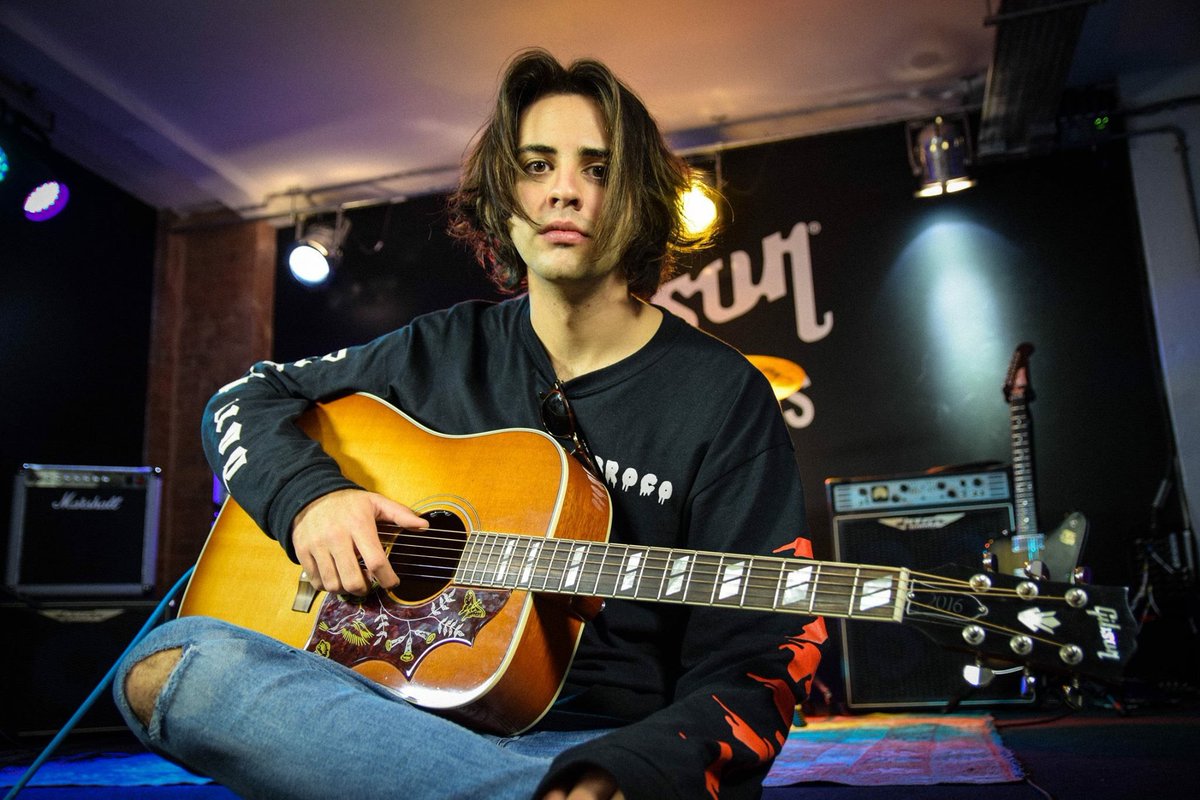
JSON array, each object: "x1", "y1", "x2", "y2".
[{"x1": 548, "y1": 169, "x2": 582, "y2": 209}]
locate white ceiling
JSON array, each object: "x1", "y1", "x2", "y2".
[{"x1": 1, "y1": 0, "x2": 1197, "y2": 221}]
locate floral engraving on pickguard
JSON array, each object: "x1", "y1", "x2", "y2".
[{"x1": 306, "y1": 586, "x2": 509, "y2": 679}]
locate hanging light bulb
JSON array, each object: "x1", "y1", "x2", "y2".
[{"x1": 680, "y1": 178, "x2": 719, "y2": 237}]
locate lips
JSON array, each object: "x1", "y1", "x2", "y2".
[{"x1": 539, "y1": 221, "x2": 588, "y2": 245}]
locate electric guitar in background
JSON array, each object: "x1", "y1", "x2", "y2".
[{"x1": 995, "y1": 343, "x2": 1088, "y2": 580}]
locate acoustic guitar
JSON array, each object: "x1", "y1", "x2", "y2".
[
  {"x1": 180, "y1": 393, "x2": 1134, "y2": 734},
  {"x1": 995, "y1": 343, "x2": 1088, "y2": 579}
]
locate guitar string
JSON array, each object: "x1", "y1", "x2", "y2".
[
  {"x1": 351, "y1": 527, "x2": 1075, "y2": 614},
  {"x1": 317, "y1": 553, "x2": 1086, "y2": 662},
  {"x1": 375, "y1": 526, "x2": 1058, "y2": 596},
  {"x1": 373, "y1": 527, "x2": 1057, "y2": 602}
]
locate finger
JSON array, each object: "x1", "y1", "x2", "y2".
[
  {"x1": 330, "y1": 540, "x2": 371, "y2": 595},
  {"x1": 374, "y1": 495, "x2": 429, "y2": 530},
  {"x1": 564, "y1": 769, "x2": 620, "y2": 800},
  {"x1": 354, "y1": 525, "x2": 400, "y2": 589},
  {"x1": 310, "y1": 549, "x2": 340, "y2": 593}
]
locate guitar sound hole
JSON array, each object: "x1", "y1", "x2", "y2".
[{"x1": 387, "y1": 509, "x2": 467, "y2": 602}]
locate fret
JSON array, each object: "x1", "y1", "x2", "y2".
[
  {"x1": 592, "y1": 543, "x2": 624, "y2": 596},
  {"x1": 683, "y1": 553, "x2": 722, "y2": 605},
  {"x1": 588, "y1": 542, "x2": 610, "y2": 595},
  {"x1": 845, "y1": 567, "x2": 861, "y2": 617},
  {"x1": 742, "y1": 558, "x2": 777, "y2": 609},
  {"x1": 456, "y1": 533, "x2": 479, "y2": 584},
  {"x1": 470, "y1": 532, "x2": 496, "y2": 587},
  {"x1": 808, "y1": 562, "x2": 822, "y2": 614},
  {"x1": 638, "y1": 548, "x2": 668, "y2": 601},
  {"x1": 539, "y1": 539, "x2": 566, "y2": 591}
]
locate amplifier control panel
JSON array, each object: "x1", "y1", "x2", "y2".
[{"x1": 828, "y1": 470, "x2": 1010, "y2": 513}]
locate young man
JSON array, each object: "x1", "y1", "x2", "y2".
[{"x1": 116, "y1": 49, "x2": 825, "y2": 800}]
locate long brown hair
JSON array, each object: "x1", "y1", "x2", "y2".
[{"x1": 447, "y1": 49, "x2": 714, "y2": 299}]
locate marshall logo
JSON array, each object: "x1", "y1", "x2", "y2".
[{"x1": 50, "y1": 491, "x2": 125, "y2": 511}]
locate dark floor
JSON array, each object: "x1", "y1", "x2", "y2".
[{"x1": 4, "y1": 691, "x2": 1199, "y2": 800}]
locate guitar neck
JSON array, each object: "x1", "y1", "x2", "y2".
[
  {"x1": 1009, "y1": 397, "x2": 1039, "y2": 536},
  {"x1": 456, "y1": 531, "x2": 910, "y2": 623}
]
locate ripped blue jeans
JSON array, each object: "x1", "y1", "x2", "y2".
[{"x1": 112, "y1": 616, "x2": 607, "y2": 800}]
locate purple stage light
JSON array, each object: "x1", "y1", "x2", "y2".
[{"x1": 24, "y1": 180, "x2": 70, "y2": 221}]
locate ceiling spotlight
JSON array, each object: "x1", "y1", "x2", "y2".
[
  {"x1": 24, "y1": 180, "x2": 70, "y2": 221},
  {"x1": 908, "y1": 115, "x2": 977, "y2": 198},
  {"x1": 288, "y1": 212, "x2": 350, "y2": 286}
]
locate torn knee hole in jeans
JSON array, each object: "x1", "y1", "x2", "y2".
[{"x1": 126, "y1": 646, "x2": 185, "y2": 726}]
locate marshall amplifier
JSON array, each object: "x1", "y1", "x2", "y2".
[
  {"x1": 6, "y1": 465, "x2": 162, "y2": 597},
  {"x1": 827, "y1": 466, "x2": 1034, "y2": 709}
]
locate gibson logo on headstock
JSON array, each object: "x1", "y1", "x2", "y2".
[{"x1": 1087, "y1": 605, "x2": 1123, "y2": 661}]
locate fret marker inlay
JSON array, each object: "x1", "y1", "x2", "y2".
[
  {"x1": 565, "y1": 545, "x2": 587, "y2": 588},
  {"x1": 494, "y1": 538, "x2": 517, "y2": 583},
  {"x1": 620, "y1": 552, "x2": 643, "y2": 591},
  {"x1": 859, "y1": 576, "x2": 893, "y2": 611},
  {"x1": 719, "y1": 561, "x2": 745, "y2": 600},
  {"x1": 519, "y1": 541, "x2": 541, "y2": 586},
  {"x1": 782, "y1": 566, "x2": 813, "y2": 606},
  {"x1": 666, "y1": 555, "x2": 689, "y2": 596}
]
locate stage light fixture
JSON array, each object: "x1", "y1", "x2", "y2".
[
  {"x1": 0, "y1": 144, "x2": 10, "y2": 182},
  {"x1": 907, "y1": 115, "x2": 977, "y2": 198},
  {"x1": 288, "y1": 212, "x2": 350, "y2": 286},
  {"x1": 23, "y1": 179, "x2": 70, "y2": 221}
]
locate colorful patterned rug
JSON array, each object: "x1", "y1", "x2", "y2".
[{"x1": 765, "y1": 713, "x2": 1024, "y2": 786}]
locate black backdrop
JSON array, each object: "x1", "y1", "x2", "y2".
[
  {"x1": 275, "y1": 123, "x2": 1170, "y2": 591},
  {"x1": 0, "y1": 124, "x2": 157, "y2": 583}
]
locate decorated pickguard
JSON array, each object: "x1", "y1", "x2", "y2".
[{"x1": 305, "y1": 586, "x2": 510, "y2": 679}]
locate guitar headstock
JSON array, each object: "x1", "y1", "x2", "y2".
[
  {"x1": 903, "y1": 564, "x2": 1136, "y2": 685},
  {"x1": 1003, "y1": 342, "x2": 1035, "y2": 403}
]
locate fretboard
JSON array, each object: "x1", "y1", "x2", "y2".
[
  {"x1": 455, "y1": 532, "x2": 909, "y2": 622},
  {"x1": 1009, "y1": 397, "x2": 1039, "y2": 538}
]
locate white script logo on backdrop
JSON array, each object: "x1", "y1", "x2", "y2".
[{"x1": 654, "y1": 221, "x2": 831, "y2": 429}]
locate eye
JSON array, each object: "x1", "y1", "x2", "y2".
[
  {"x1": 585, "y1": 163, "x2": 608, "y2": 183},
  {"x1": 523, "y1": 159, "x2": 551, "y2": 176}
]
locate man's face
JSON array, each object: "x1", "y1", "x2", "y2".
[{"x1": 509, "y1": 93, "x2": 612, "y2": 291}]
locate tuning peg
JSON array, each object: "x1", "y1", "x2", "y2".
[
  {"x1": 1023, "y1": 559, "x2": 1050, "y2": 581},
  {"x1": 1062, "y1": 678, "x2": 1084, "y2": 710},
  {"x1": 1072, "y1": 565, "x2": 1091, "y2": 585},
  {"x1": 981, "y1": 545, "x2": 998, "y2": 573},
  {"x1": 1020, "y1": 669, "x2": 1037, "y2": 700},
  {"x1": 963, "y1": 661, "x2": 995, "y2": 688}
]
